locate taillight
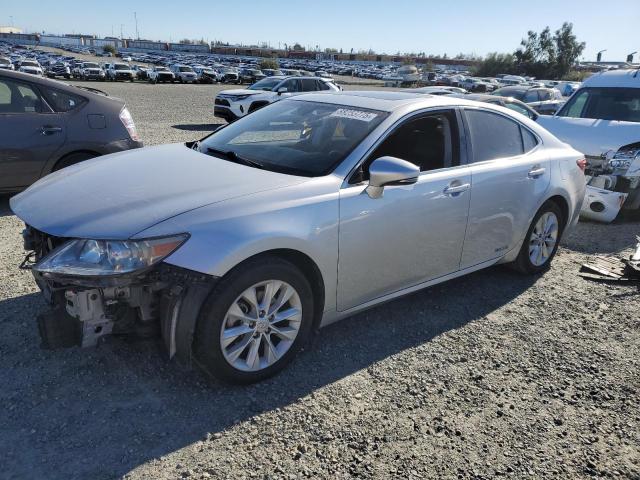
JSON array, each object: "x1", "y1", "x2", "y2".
[
  {"x1": 119, "y1": 106, "x2": 139, "y2": 142},
  {"x1": 576, "y1": 157, "x2": 587, "y2": 173}
]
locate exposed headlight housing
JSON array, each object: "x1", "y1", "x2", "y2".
[
  {"x1": 33, "y1": 234, "x2": 188, "y2": 277},
  {"x1": 119, "y1": 106, "x2": 139, "y2": 141}
]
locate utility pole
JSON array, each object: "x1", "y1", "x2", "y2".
[
  {"x1": 596, "y1": 49, "x2": 607, "y2": 62},
  {"x1": 120, "y1": 24, "x2": 124, "y2": 40},
  {"x1": 134, "y1": 12, "x2": 139, "y2": 40},
  {"x1": 9, "y1": 16, "x2": 13, "y2": 27}
]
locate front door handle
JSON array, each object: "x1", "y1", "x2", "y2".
[
  {"x1": 528, "y1": 166, "x2": 546, "y2": 178},
  {"x1": 41, "y1": 125, "x2": 62, "y2": 135},
  {"x1": 443, "y1": 183, "x2": 470, "y2": 195}
]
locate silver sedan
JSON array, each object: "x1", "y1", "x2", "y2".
[{"x1": 11, "y1": 92, "x2": 586, "y2": 383}]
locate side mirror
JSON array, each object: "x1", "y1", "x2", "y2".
[
  {"x1": 366, "y1": 156, "x2": 419, "y2": 199},
  {"x1": 277, "y1": 87, "x2": 288, "y2": 95}
]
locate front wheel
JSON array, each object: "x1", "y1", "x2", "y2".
[
  {"x1": 511, "y1": 201, "x2": 564, "y2": 274},
  {"x1": 194, "y1": 257, "x2": 314, "y2": 384}
]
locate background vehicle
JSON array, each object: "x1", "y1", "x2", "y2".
[
  {"x1": 451, "y1": 93, "x2": 539, "y2": 120},
  {"x1": 0, "y1": 57, "x2": 14, "y2": 70},
  {"x1": 492, "y1": 86, "x2": 565, "y2": 115},
  {"x1": 148, "y1": 66, "x2": 174, "y2": 83},
  {"x1": 131, "y1": 65, "x2": 150, "y2": 81},
  {"x1": 214, "y1": 75, "x2": 340, "y2": 122},
  {"x1": 12, "y1": 92, "x2": 585, "y2": 383},
  {"x1": 78, "y1": 62, "x2": 105, "y2": 81},
  {"x1": 192, "y1": 65, "x2": 219, "y2": 84},
  {"x1": 460, "y1": 77, "x2": 495, "y2": 92},
  {"x1": 538, "y1": 69, "x2": 640, "y2": 219},
  {"x1": 106, "y1": 62, "x2": 135, "y2": 82},
  {"x1": 239, "y1": 68, "x2": 266, "y2": 84},
  {"x1": 170, "y1": 64, "x2": 197, "y2": 83},
  {"x1": 45, "y1": 63, "x2": 71, "y2": 80},
  {"x1": 17, "y1": 59, "x2": 43, "y2": 76},
  {"x1": 0, "y1": 70, "x2": 142, "y2": 192}
]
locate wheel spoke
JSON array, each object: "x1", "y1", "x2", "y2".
[
  {"x1": 226, "y1": 335, "x2": 253, "y2": 363},
  {"x1": 269, "y1": 284, "x2": 294, "y2": 314},
  {"x1": 270, "y1": 325, "x2": 298, "y2": 341},
  {"x1": 260, "y1": 280, "x2": 281, "y2": 311},
  {"x1": 246, "y1": 336, "x2": 261, "y2": 370},
  {"x1": 273, "y1": 307, "x2": 301, "y2": 323},
  {"x1": 264, "y1": 335, "x2": 279, "y2": 364},
  {"x1": 241, "y1": 288, "x2": 259, "y2": 313},
  {"x1": 227, "y1": 303, "x2": 256, "y2": 323},
  {"x1": 221, "y1": 325, "x2": 253, "y2": 348}
]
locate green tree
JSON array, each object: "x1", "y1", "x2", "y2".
[
  {"x1": 514, "y1": 22, "x2": 584, "y2": 78},
  {"x1": 259, "y1": 58, "x2": 279, "y2": 70},
  {"x1": 474, "y1": 52, "x2": 516, "y2": 77},
  {"x1": 103, "y1": 44, "x2": 116, "y2": 55}
]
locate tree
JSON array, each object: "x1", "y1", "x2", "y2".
[
  {"x1": 103, "y1": 44, "x2": 116, "y2": 55},
  {"x1": 292, "y1": 43, "x2": 304, "y2": 51},
  {"x1": 514, "y1": 22, "x2": 584, "y2": 78},
  {"x1": 259, "y1": 58, "x2": 278, "y2": 70},
  {"x1": 474, "y1": 52, "x2": 516, "y2": 77}
]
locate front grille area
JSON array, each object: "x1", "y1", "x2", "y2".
[{"x1": 215, "y1": 98, "x2": 230, "y2": 107}]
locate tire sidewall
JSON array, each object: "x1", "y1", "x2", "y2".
[{"x1": 194, "y1": 258, "x2": 314, "y2": 384}]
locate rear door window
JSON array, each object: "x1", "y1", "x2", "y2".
[
  {"x1": 41, "y1": 87, "x2": 84, "y2": 112},
  {"x1": 301, "y1": 79, "x2": 318, "y2": 92},
  {"x1": 523, "y1": 90, "x2": 540, "y2": 103},
  {"x1": 465, "y1": 109, "x2": 525, "y2": 162},
  {"x1": 0, "y1": 79, "x2": 46, "y2": 114}
]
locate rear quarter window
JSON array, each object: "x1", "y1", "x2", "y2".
[
  {"x1": 42, "y1": 88, "x2": 84, "y2": 112},
  {"x1": 465, "y1": 109, "x2": 524, "y2": 162}
]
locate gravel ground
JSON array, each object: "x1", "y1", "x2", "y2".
[{"x1": 0, "y1": 80, "x2": 639, "y2": 480}]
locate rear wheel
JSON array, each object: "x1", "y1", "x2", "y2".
[
  {"x1": 194, "y1": 257, "x2": 314, "y2": 384},
  {"x1": 53, "y1": 152, "x2": 98, "y2": 172},
  {"x1": 511, "y1": 201, "x2": 564, "y2": 274}
]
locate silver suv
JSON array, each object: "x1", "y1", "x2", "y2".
[{"x1": 12, "y1": 92, "x2": 585, "y2": 383}]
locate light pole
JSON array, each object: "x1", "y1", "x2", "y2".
[
  {"x1": 596, "y1": 49, "x2": 607, "y2": 62},
  {"x1": 627, "y1": 51, "x2": 638, "y2": 63},
  {"x1": 134, "y1": 12, "x2": 139, "y2": 40}
]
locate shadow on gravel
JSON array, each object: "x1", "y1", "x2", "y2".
[
  {"x1": 172, "y1": 123, "x2": 223, "y2": 132},
  {"x1": 1, "y1": 265, "x2": 539, "y2": 479},
  {"x1": 0, "y1": 195, "x2": 13, "y2": 217}
]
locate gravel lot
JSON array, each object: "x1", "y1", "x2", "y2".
[{"x1": 0, "y1": 80, "x2": 639, "y2": 480}]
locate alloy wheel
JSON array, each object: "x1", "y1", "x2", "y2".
[
  {"x1": 528, "y1": 211, "x2": 559, "y2": 267},
  {"x1": 220, "y1": 280, "x2": 302, "y2": 372}
]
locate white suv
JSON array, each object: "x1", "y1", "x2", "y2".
[
  {"x1": 106, "y1": 62, "x2": 135, "y2": 82},
  {"x1": 214, "y1": 76, "x2": 340, "y2": 122},
  {"x1": 170, "y1": 64, "x2": 197, "y2": 83}
]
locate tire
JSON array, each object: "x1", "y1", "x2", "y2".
[
  {"x1": 194, "y1": 257, "x2": 315, "y2": 384},
  {"x1": 511, "y1": 200, "x2": 565, "y2": 274},
  {"x1": 53, "y1": 152, "x2": 98, "y2": 172}
]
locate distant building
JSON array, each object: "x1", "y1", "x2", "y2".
[{"x1": 0, "y1": 26, "x2": 22, "y2": 34}]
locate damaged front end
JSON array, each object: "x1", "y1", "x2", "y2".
[{"x1": 21, "y1": 226, "x2": 217, "y2": 364}]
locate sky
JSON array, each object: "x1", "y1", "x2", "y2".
[{"x1": 3, "y1": 0, "x2": 639, "y2": 61}]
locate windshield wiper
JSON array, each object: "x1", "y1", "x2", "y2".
[{"x1": 206, "y1": 147, "x2": 265, "y2": 169}]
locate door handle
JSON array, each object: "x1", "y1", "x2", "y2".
[
  {"x1": 528, "y1": 166, "x2": 546, "y2": 178},
  {"x1": 443, "y1": 183, "x2": 470, "y2": 195},
  {"x1": 41, "y1": 126, "x2": 62, "y2": 135}
]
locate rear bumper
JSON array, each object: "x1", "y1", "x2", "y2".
[{"x1": 104, "y1": 138, "x2": 144, "y2": 153}]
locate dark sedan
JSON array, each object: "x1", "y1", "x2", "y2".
[
  {"x1": 492, "y1": 86, "x2": 565, "y2": 115},
  {"x1": 451, "y1": 93, "x2": 539, "y2": 120},
  {"x1": 0, "y1": 70, "x2": 142, "y2": 192}
]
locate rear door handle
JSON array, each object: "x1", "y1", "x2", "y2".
[
  {"x1": 443, "y1": 183, "x2": 470, "y2": 195},
  {"x1": 41, "y1": 125, "x2": 62, "y2": 135},
  {"x1": 528, "y1": 167, "x2": 546, "y2": 178}
]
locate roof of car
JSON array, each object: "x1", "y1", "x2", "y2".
[
  {"x1": 582, "y1": 69, "x2": 640, "y2": 88},
  {"x1": 290, "y1": 90, "x2": 473, "y2": 112}
]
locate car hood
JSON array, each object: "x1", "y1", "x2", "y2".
[
  {"x1": 10, "y1": 143, "x2": 308, "y2": 240},
  {"x1": 538, "y1": 116, "x2": 640, "y2": 157},
  {"x1": 218, "y1": 89, "x2": 263, "y2": 96}
]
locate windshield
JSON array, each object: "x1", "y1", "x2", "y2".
[
  {"x1": 22, "y1": 61, "x2": 38, "y2": 67},
  {"x1": 557, "y1": 87, "x2": 640, "y2": 122},
  {"x1": 248, "y1": 77, "x2": 283, "y2": 91},
  {"x1": 83, "y1": 63, "x2": 99, "y2": 68},
  {"x1": 199, "y1": 100, "x2": 388, "y2": 177},
  {"x1": 179, "y1": 66, "x2": 193, "y2": 72},
  {"x1": 114, "y1": 64, "x2": 129, "y2": 70}
]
